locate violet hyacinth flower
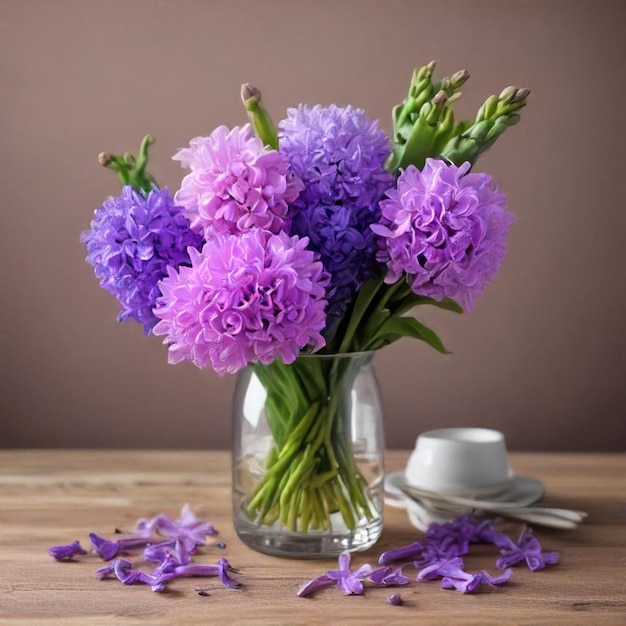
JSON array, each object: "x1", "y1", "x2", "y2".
[
  {"x1": 81, "y1": 186, "x2": 203, "y2": 333},
  {"x1": 172, "y1": 124, "x2": 303, "y2": 238},
  {"x1": 495, "y1": 527, "x2": 560, "y2": 571},
  {"x1": 278, "y1": 104, "x2": 393, "y2": 318},
  {"x1": 372, "y1": 159, "x2": 515, "y2": 312},
  {"x1": 48, "y1": 540, "x2": 87, "y2": 561},
  {"x1": 152, "y1": 230, "x2": 329, "y2": 375}
]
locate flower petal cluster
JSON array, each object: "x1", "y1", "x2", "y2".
[
  {"x1": 375, "y1": 515, "x2": 561, "y2": 596},
  {"x1": 152, "y1": 229, "x2": 328, "y2": 375},
  {"x1": 50, "y1": 505, "x2": 240, "y2": 594},
  {"x1": 278, "y1": 104, "x2": 393, "y2": 317},
  {"x1": 173, "y1": 124, "x2": 303, "y2": 238},
  {"x1": 81, "y1": 186, "x2": 203, "y2": 333},
  {"x1": 373, "y1": 158, "x2": 515, "y2": 312}
]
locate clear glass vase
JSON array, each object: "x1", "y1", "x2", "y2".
[{"x1": 232, "y1": 351, "x2": 385, "y2": 558}]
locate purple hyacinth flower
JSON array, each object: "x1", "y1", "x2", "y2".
[
  {"x1": 279, "y1": 104, "x2": 393, "y2": 319},
  {"x1": 172, "y1": 124, "x2": 303, "y2": 238},
  {"x1": 81, "y1": 186, "x2": 203, "y2": 333},
  {"x1": 372, "y1": 159, "x2": 515, "y2": 312},
  {"x1": 152, "y1": 230, "x2": 329, "y2": 375},
  {"x1": 48, "y1": 540, "x2": 87, "y2": 561},
  {"x1": 495, "y1": 527, "x2": 560, "y2": 571}
]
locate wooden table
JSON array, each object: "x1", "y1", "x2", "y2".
[{"x1": 0, "y1": 451, "x2": 624, "y2": 624}]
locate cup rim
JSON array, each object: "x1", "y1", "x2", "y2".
[{"x1": 416, "y1": 427, "x2": 505, "y2": 445}]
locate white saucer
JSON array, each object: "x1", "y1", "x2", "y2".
[{"x1": 384, "y1": 470, "x2": 544, "y2": 530}]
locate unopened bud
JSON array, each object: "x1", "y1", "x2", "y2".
[
  {"x1": 450, "y1": 69, "x2": 470, "y2": 88},
  {"x1": 98, "y1": 152, "x2": 112, "y2": 167},
  {"x1": 506, "y1": 113, "x2": 521, "y2": 126},
  {"x1": 241, "y1": 83, "x2": 262, "y2": 107},
  {"x1": 499, "y1": 86, "x2": 517, "y2": 102},
  {"x1": 240, "y1": 83, "x2": 278, "y2": 149},
  {"x1": 511, "y1": 87, "x2": 530, "y2": 103},
  {"x1": 432, "y1": 90, "x2": 448, "y2": 106}
]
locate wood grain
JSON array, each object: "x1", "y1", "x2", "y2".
[{"x1": 0, "y1": 451, "x2": 624, "y2": 625}]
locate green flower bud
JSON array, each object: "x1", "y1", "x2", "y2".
[
  {"x1": 241, "y1": 83, "x2": 279, "y2": 150},
  {"x1": 98, "y1": 135, "x2": 157, "y2": 193},
  {"x1": 499, "y1": 86, "x2": 517, "y2": 102},
  {"x1": 511, "y1": 87, "x2": 530, "y2": 104},
  {"x1": 450, "y1": 69, "x2": 470, "y2": 89}
]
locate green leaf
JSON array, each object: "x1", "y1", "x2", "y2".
[
  {"x1": 392, "y1": 294, "x2": 463, "y2": 317},
  {"x1": 370, "y1": 316, "x2": 449, "y2": 354},
  {"x1": 337, "y1": 277, "x2": 382, "y2": 353}
]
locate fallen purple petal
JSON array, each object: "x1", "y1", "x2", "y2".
[
  {"x1": 48, "y1": 540, "x2": 87, "y2": 561},
  {"x1": 217, "y1": 558, "x2": 242, "y2": 589},
  {"x1": 136, "y1": 504, "x2": 217, "y2": 551},
  {"x1": 495, "y1": 527, "x2": 560, "y2": 571},
  {"x1": 297, "y1": 551, "x2": 374, "y2": 597},
  {"x1": 419, "y1": 556, "x2": 513, "y2": 594},
  {"x1": 368, "y1": 566, "x2": 411, "y2": 587},
  {"x1": 89, "y1": 533, "x2": 121, "y2": 560},
  {"x1": 143, "y1": 540, "x2": 176, "y2": 564},
  {"x1": 482, "y1": 568, "x2": 514, "y2": 586},
  {"x1": 297, "y1": 573, "x2": 335, "y2": 597},
  {"x1": 53, "y1": 507, "x2": 242, "y2": 595},
  {"x1": 144, "y1": 539, "x2": 191, "y2": 567},
  {"x1": 378, "y1": 541, "x2": 423, "y2": 565}
]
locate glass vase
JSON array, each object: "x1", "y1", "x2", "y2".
[{"x1": 232, "y1": 351, "x2": 385, "y2": 558}]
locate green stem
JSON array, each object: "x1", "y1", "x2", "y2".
[{"x1": 243, "y1": 354, "x2": 376, "y2": 533}]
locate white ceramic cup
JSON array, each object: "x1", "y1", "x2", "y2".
[{"x1": 405, "y1": 427, "x2": 512, "y2": 494}]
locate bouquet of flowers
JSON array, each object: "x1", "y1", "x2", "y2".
[{"x1": 82, "y1": 61, "x2": 527, "y2": 542}]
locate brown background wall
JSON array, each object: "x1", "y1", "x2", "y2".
[{"x1": 1, "y1": 0, "x2": 624, "y2": 451}]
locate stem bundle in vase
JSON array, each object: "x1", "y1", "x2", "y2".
[{"x1": 248, "y1": 355, "x2": 375, "y2": 534}]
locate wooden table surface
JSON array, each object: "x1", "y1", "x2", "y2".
[{"x1": 0, "y1": 450, "x2": 624, "y2": 625}]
